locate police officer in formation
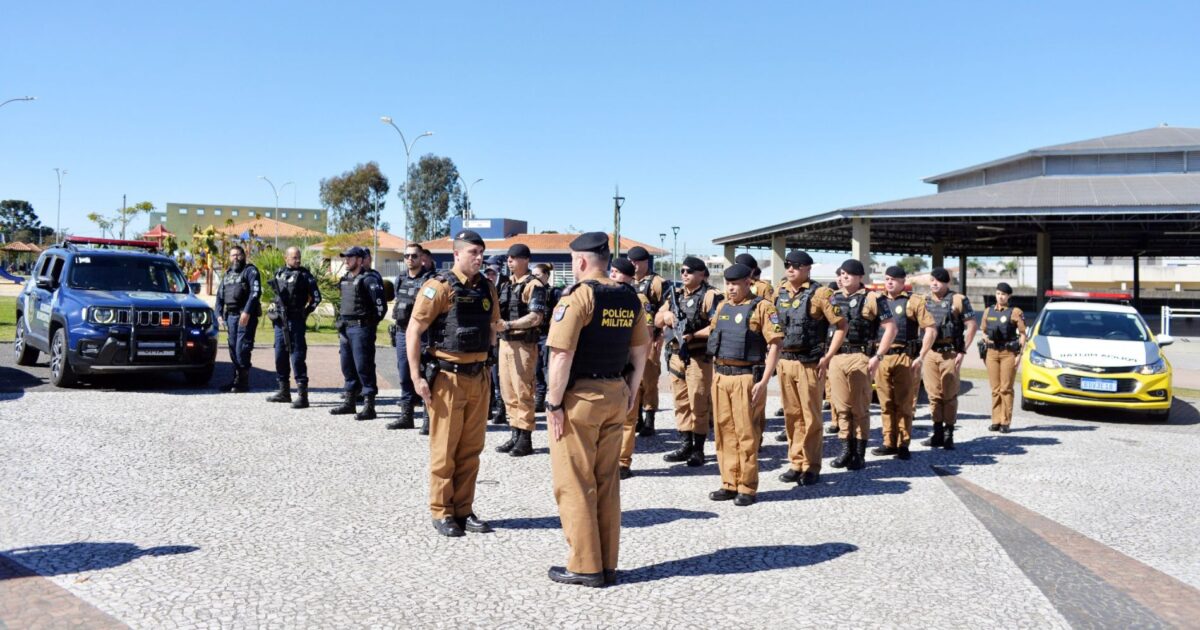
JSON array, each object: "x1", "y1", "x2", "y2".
[
  {"x1": 824, "y1": 267, "x2": 845, "y2": 434},
  {"x1": 608, "y1": 256, "x2": 652, "y2": 480},
  {"x1": 388, "y1": 243, "x2": 435, "y2": 431},
  {"x1": 655, "y1": 256, "x2": 722, "y2": 467},
  {"x1": 628, "y1": 246, "x2": 666, "y2": 437},
  {"x1": 486, "y1": 256, "x2": 509, "y2": 426},
  {"x1": 773, "y1": 251, "x2": 847, "y2": 486},
  {"x1": 733, "y1": 253, "x2": 773, "y2": 442},
  {"x1": 543, "y1": 233, "x2": 649, "y2": 587},
  {"x1": 494, "y1": 244, "x2": 548, "y2": 457},
  {"x1": 981, "y1": 282, "x2": 1025, "y2": 433},
  {"x1": 828, "y1": 259, "x2": 896, "y2": 470},
  {"x1": 921, "y1": 267, "x2": 978, "y2": 450},
  {"x1": 215, "y1": 245, "x2": 262, "y2": 393},
  {"x1": 701, "y1": 263, "x2": 782, "y2": 506},
  {"x1": 265, "y1": 246, "x2": 321, "y2": 408},
  {"x1": 872, "y1": 266, "x2": 936, "y2": 459},
  {"x1": 407, "y1": 230, "x2": 502, "y2": 538},
  {"x1": 329, "y1": 246, "x2": 387, "y2": 421},
  {"x1": 532, "y1": 262, "x2": 561, "y2": 412}
]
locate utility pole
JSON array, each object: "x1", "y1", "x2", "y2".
[
  {"x1": 612, "y1": 185, "x2": 625, "y2": 258},
  {"x1": 121, "y1": 194, "x2": 127, "y2": 239}
]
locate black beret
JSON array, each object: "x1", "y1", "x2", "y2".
[
  {"x1": 885, "y1": 265, "x2": 907, "y2": 279},
  {"x1": 786, "y1": 251, "x2": 814, "y2": 266},
  {"x1": 507, "y1": 243, "x2": 531, "y2": 258},
  {"x1": 724, "y1": 263, "x2": 752, "y2": 281},
  {"x1": 681, "y1": 256, "x2": 707, "y2": 273},
  {"x1": 485, "y1": 255, "x2": 506, "y2": 266},
  {"x1": 734, "y1": 253, "x2": 759, "y2": 269},
  {"x1": 454, "y1": 230, "x2": 485, "y2": 248},
  {"x1": 996, "y1": 282, "x2": 1013, "y2": 295},
  {"x1": 626, "y1": 246, "x2": 650, "y2": 261},
  {"x1": 569, "y1": 231, "x2": 610, "y2": 255},
  {"x1": 930, "y1": 268, "x2": 951, "y2": 283},
  {"x1": 840, "y1": 259, "x2": 866, "y2": 276},
  {"x1": 611, "y1": 257, "x2": 635, "y2": 276},
  {"x1": 339, "y1": 245, "x2": 368, "y2": 258}
]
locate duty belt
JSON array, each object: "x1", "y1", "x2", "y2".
[
  {"x1": 574, "y1": 372, "x2": 624, "y2": 381},
  {"x1": 715, "y1": 364, "x2": 755, "y2": 376},
  {"x1": 933, "y1": 343, "x2": 958, "y2": 353},
  {"x1": 436, "y1": 359, "x2": 486, "y2": 375},
  {"x1": 341, "y1": 318, "x2": 371, "y2": 328},
  {"x1": 780, "y1": 350, "x2": 819, "y2": 362},
  {"x1": 884, "y1": 346, "x2": 909, "y2": 356},
  {"x1": 838, "y1": 343, "x2": 871, "y2": 355}
]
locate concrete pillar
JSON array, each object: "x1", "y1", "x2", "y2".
[
  {"x1": 931, "y1": 242, "x2": 945, "y2": 271},
  {"x1": 722, "y1": 244, "x2": 736, "y2": 275},
  {"x1": 959, "y1": 253, "x2": 968, "y2": 295},
  {"x1": 770, "y1": 235, "x2": 786, "y2": 286},
  {"x1": 851, "y1": 217, "x2": 871, "y2": 267},
  {"x1": 1036, "y1": 232, "x2": 1052, "y2": 310},
  {"x1": 1133, "y1": 254, "x2": 1141, "y2": 311}
]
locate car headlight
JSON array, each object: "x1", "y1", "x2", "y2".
[
  {"x1": 187, "y1": 308, "x2": 212, "y2": 327},
  {"x1": 87, "y1": 306, "x2": 118, "y2": 325},
  {"x1": 1029, "y1": 350, "x2": 1063, "y2": 369},
  {"x1": 1138, "y1": 358, "x2": 1168, "y2": 375}
]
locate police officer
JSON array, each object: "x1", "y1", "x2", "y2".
[
  {"x1": 628, "y1": 246, "x2": 666, "y2": 437},
  {"x1": 387, "y1": 243, "x2": 435, "y2": 431},
  {"x1": 487, "y1": 256, "x2": 509, "y2": 425},
  {"x1": 824, "y1": 268, "x2": 844, "y2": 434},
  {"x1": 532, "y1": 263, "x2": 560, "y2": 412},
  {"x1": 654, "y1": 256, "x2": 722, "y2": 467},
  {"x1": 494, "y1": 243, "x2": 548, "y2": 457},
  {"x1": 700, "y1": 263, "x2": 782, "y2": 506},
  {"x1": 407, "y1": 230, "x2": 503, "y2": 538},
  {"x1": 828, "y1": 259, "x2": 896, "y2": 470},
  {"x1": 872, "y1": 266, "x2": 936, "y2": 459},
  {"x1": 921, "y1": 267, "x2": 978, "y2": 450},
  {"x1": 609, "y1": 257, "x2": 651, "y2": 480},
  {"x1": 329, "y1": 246, "x2": 387, "y2": 421},
  {"x1": 982, "y1": 282, "x2": 1025, "y2": 433},
  {"x1": 265, "y1": 246, "x2": 321, "y2": 408},
  {"x1": 215, "y1": 245, "x2": 261, "y2": 393},
  {"x1": 774, "y1": 251, "x2": 847, "y2": 486},
  {"x1": 544, "y1": 233, "x2": 650, "y2": 587},
  {"x1": 734, "y1": 253, "x2": 774, "y2": 440}
]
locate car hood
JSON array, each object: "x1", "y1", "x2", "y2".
[
  {"x1": 1032, "y1": 336, "x2": 1156, "y2": 367},
  {"x1": 75, "y1": 290, "x2": 208, "y2": 309}
]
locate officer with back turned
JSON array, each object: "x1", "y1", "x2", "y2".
[
  {"x1": 329, "y1": 246, "x2": 387, "y2": 421},
  {"x1": 921, "y1": 267, "x2": 978, "y2": 450},
  {"x1": 265, "y1": 246, "x2": 321, "y2": 408},
  {"x1": 215, "y1": 245, "x2": 261, "y2": 393},
  {"x1": 387, "y1": 243, "x2": 435, "y2": 431}
]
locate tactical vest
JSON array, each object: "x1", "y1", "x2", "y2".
[
  {"x1": 571, "y1": 281, "x2": 641, "y2": 380},
  {"x1": 539, "y1": 285, "x2": 562, "y2": 336},
  {"x1": 830, "y1": 289, "x2": 878, "y2": 346},
  {"x1": 880, "y1": 293, "x2": 918, "y2": 346},
  {"x1": 707, "y1": 298, "x2": 767, "y2": 364},
  {"x1": 222, "y1": 265, "x2": 252, "y2": 311},
  {"x1": 984, "y1": 306, "x2": 1019, "y2": 347},
  {"x1": 637, "y1": 273, "x2": 665, "y2": 314},
  {"x1": 776, "y1": 282, "x2": 827, "y2": 360},
  {"x1": 502, "y1": 275, "x2": 541, "y2": 342},
  {"x1": 430, "y1": 272, "x2": 493, "y2": 354},
  {"x1": 665, "y1": 283, "x2": 718, "y2": 351},
  {"x1": 392, "y1": 269, "x2": 432, "y2": 327},
  {"x1": 339, "y1": 273, "x2": 373, "y2": 319},
  {"x1": 275, "y1": 266, "x2": 310, "y2": 311},
  {"x1": 927, "y1": 292, "x2": 965, "y2": 345}
]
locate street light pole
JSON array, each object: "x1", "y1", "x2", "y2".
[
  {"x1": 457, "y1": 175, "x2": 483, "y2": 219},
  {"x1": 54, "y1": 168, "x2": 67, "y2": 242},
  {"x1": 671, "y1": 226, "x2": 680, "y2": 282},
  {"x1": 0, "y1": 96, "x2": 36, "y2": 109},
  {"x1": 258, "y1": 176, "x2": 293, "y2": 249},
  {"x1": 380, "y1": 117, "x2": 433, "y2": 244},
  {"x1": 658, "y1": 233, "x2": 667, "y2": 277}
]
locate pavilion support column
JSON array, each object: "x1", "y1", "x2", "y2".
[
  {"x1": 931, "y1": 242, "x2": 945, "y2": 271},
  {"x1": 770, "y1": 235, "x2": 786, "y2": 286},
  {"x1": 1133, "y1": 254, "x2": 1141, "y2": 312},
  {"x1": 1036, "y1": 232, "x2": 1053, "y2": 310},
  {"x1": 959, "y1": 253, "x2": 968, "y2": 295},
  {"x1": 722, "y1": 244, "x2": 737, "y2": 274},
  {"x1": 851, "y1": 217, "x2": 871, "y2": 267}
]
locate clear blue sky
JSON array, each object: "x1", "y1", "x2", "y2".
[{"x1": 3, "y1": 1, "x2": 1198, "y2": 260}]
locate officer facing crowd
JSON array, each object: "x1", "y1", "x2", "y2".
[
  {"x1": 329, "y1": 246, "x2": 387, "y2": 421},
  {"x1": 408, "y1": 230, "x2": 503, "y2": 538},
  {"x1": 872, "y1": 266, "x2": 935, "y2": 459},
  {"x1": 608, "y1": 256, "x2": 650, "y2": 480},
  {"x1": 702, "y1": 263, "x2": 782, "y2": 506},
  {"x1": 388, "y1": 243, "x2": 436, "y2": 431},
  {"x1": 628, "y1": 246, "x2": 666, "y2": 438},
  {"x1": 215, "y1": 245, "x2": 262, "y2": 393},
  {"x1": 495, "y1": 244, "x2": 548, "y2": 458},
  {"x1": 920, "y1": 267, "x2": 978, "y2": 450},
  {"x1": 544, "y1": 233, "x2": 650, "y2": 587},
  {"x1": 265, "y1": 246, "x2": 321, "y2": 409},
  {"x1": 981, "y1": 282, "x2": 1025, "y2": 433},
  {"x1": 733, "y1": 253, "x2": 773, "y2": 442}
]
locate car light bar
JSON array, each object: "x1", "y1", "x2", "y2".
[
  {"x1": 1045, "y1": 290, "x2": 1132, "y2": 301},
  {"x1": 63, "y1": 236, "x2": 160, "y2": 252}
]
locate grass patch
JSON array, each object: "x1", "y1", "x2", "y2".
[{"x1": 0, "y1": 296, "x2": 15, "y2": 341}]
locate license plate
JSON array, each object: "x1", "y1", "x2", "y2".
[
  {"x1": 137, "y1": 349, "x2": 176, "y2": 357},
  {"x1": 1080, "y1": 377, "x2": 1117, "y2": 392}
]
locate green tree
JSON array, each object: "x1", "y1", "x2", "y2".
[
  {"x1": 1002, "y1": 259, "x2": 1019, "y2": 275},
  {"x1": 406, "y1": 154, "x2": 465, "y2": 242},
  {"x1": 319, "y1": 162, "x2": 390, "y2": 235},
  {"x1": 117, "y1": 201, "x2": 155, "y2": 239},
  {"x1": 0, "y1": 200, "x2": 42, "y2": 241},
  {"x1": 967, "y1": 258, "x2": 985, "y2": 277},
  {"x1": 897, "y1": 256, "x2": 927, "y2": 274},
  {"x1": 86, "y1": 212, "x2": 115, "y2": 238}
]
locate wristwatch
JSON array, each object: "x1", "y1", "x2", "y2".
[{"x1": 546, "y1": 401, "x2": 564, "y2": 412}]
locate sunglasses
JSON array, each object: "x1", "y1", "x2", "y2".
[
  {"x1": 404, "y1": 253, "x2": 421, "y2": 259},
  {"x1": 784, "y1": 262, "x2": 811, "y2": 269},
  {"x1": 680, "y1": 268, "x2": 694, "y2": 275}
]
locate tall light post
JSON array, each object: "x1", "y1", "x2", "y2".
[
  {"x1": 671, "y1": 226, "x2": 680, "y2": 281},
  {"x1": 380, "y1": 116, "x2": 433, "y2": 244},
  {"x1": 54, "y1": 168, "x2": 67, "y2": 242},
  {"x1": 1, "y1": 96, "x2": 36, "y2": 109},
  {"x1": 258, "y1": 176, "x2": 293, "y2": 249},
  {"x1": 659, "y1": 233, "x2": 667, "y2": 277},
  {"x1": 457, "y1": 175, "x2": 483, "y2": 219}
]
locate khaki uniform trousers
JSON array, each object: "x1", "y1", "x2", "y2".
[
  {"x1": 777, "y1": 359, "x2": 824, "y2": 473},
  {"x1": 641, "y1": 341, "x2": 661, "y2": 411},
  {"x1": 923, "y1": 349, "x2": 961, "y2": 426},
  {"x1": 620, "y1": 383, "x2": 644, "y2": 468},
  {"x1": 668, "y1": 353, "x2": 713, "y2": 435},
  {"x1": 825, "y1": 378, "x2": 837, "y2": 431},
  {"x1": 876, "y1": 353, "x2": 917, "y2": 448},
  {"x1": 986, "y1": 348, "x2": 1018, "y2": 426},
  {"x1": 499, "y1": 338, "x2": 539, "y2": 431},
  {"x1": 428, "y1": 369, "x2": 490, "y2": 520},
  {"x1": 829, "y1": 352, "x2": 871, "y2": 440},
  {"x1": 711, "y1": 371, "x2": 761, "y2": 495},
  {"x1": 550, "y1": 379, "x2": 628, "y2": 574}
]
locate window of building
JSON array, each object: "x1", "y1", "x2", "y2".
[
  {"x1": 231, "y1": 210, "x2": 240, "y2": 217},
  {"x1": 249, "y1": 211, "x2": 257, "y2": 218},
  {"x1": 266, "y1": 212, "x2": 273, "y2": 218},
  {"x1": 214, "y1": 209, "x2": 223, "y2": 216},
  {"x1": 281, "y1": 211, "x2": 288, "y2": 219},
  {"x1": 178, "y1": 208, "x2": 189, "y2": 215},
  {"x1": 294, "y1": 213, "x2": 303, "y2": 221},
  {"x1": 196, "y1": 208, "x2": 206, "y2": 216}
]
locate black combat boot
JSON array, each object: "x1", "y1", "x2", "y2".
[
  {"x1": 825, "y1": 422, "x2": 839, "y2": 435},
  {"x1": 830, "y1": 438, "x2": 854, "y2": 469},
  {"x1": 419, "y1": 413, "x2": 430, "y2": 436},
  {"x1": 922, "y1": 422, "x2": 945, "y2": 448},
  {"x1": 775, "y1": 407, "x2": 785, "y2": 417},
  {"x1": 779, "y1": 468, "x2": 802, "y2": 483},
  {"x1": 233, "y1": 369, "x2": 251, "y2": 393},
  {"x1": 857, "y1": 437, "x2": 868, "y2": 459},
  {"x1": 266, "y1": 378, "x2": 291, "y2": 403},
  {"x1": 355, "y1": 395, "x2": 377, "y2": 421},
  {"x1": 775, "y1": 430, "x2": 789, "y2": 442},
  {"x1": 634, "y1": 408, "x2": 645, "y2": 435},
  {"x1": 943, "y1": 425, "x2": 955, "y2": 450},
  {"x1": 386, "y1": 402, "x2": 415, "y2": 430},
  {"x1": 219, "y1": 368, "x2": 240, "y2": 393},
  {"x1": 638, "y1": 410, "x2": 656, "y2": 437},
  {"x1": 663, "y1": 431, "x2": 694, "y2": 463},
  {"x1": 496, "y1": 428, "x2": 519, "y2": 453},
  {"x1": 510, "y1": 429, "x2": 534, "y2": 457},
  {"x1": 847, "y1": 436, "x2": 864, "y2": 470},
  {"x1": 291, "y1": 384, "x2": 309, "y2": 409},
  {"x1": 330, "y1": 393, "x2": 357, "y2": 415},
  {"x1": 491, "y1": 404, "x2": 508, "y2": 426},
  {"x1": 895, "y1": 445, "x2": 911, "y2": 460},
  {"x1": 872, "y1": 444, "x2": 898, "y2": 456},
  {"x1": 686, "y1": 432, "x2": 705, "y2": 467}
]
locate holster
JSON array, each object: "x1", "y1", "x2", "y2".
[
  {"x1": 421, "y1": 354, "x2": 441, "y2": 384},
  {"x1": 977, "y1": 340, "x2": 988, "y2": 360},
  {"x1": 388, "y1": 323, "x2": 398, "y2": 347}
]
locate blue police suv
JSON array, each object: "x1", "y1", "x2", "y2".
[{"x1": 12, "y1": 237, "x2": 219, "y2": 387}]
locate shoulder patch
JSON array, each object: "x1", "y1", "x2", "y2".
[
  {"x1": 423, "y1": 286, "x2": 437, "y2": 299},
  {"x1": 553, "y1": 304, "x2": 568, "y2": 321}
]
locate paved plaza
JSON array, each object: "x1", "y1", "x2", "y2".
[{"x1": 2, "y1": 346, "x2": 1200, "y2": 628}]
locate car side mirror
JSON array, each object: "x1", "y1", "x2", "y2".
[
  {"x1": 1157, "y1": 335, "x2": 1174, "y2": 347},
  {"x1": 35, "y1": 277, "x2": 54, "y2": 290}
]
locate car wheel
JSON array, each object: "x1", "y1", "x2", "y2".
[
  {"x1": 49, "y1": 327, "x2": 79, "y2": 388},
  {"x1": 183, "y1": 365, "x2": 215, "y2": 386},
  {"x1": 13, "y1": 314, "x2": 40, "y2": 366}
]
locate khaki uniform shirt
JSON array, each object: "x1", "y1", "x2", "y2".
[
  {"x1": 547, "y1": 278, "x2": 651, "y2": 352},
  {"x1": 750, "y1": 279, "x2": 775, "y2": 302},
  {"x1": 411, "y1": 268, "x2": 500, "y2": 364}
]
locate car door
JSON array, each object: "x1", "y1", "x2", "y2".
[{"x1": 29, "y1": 255, "x2": 65, "y2": 346}]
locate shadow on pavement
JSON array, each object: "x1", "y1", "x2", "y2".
[
  {"x1": 491, "y1": 507, "x2": 719, "y2": 531},
  {"x1": 1023, "y1": 397, "x2": 1199, "y2": 426},
  {"x1": 0, "y1": 366, "x2": 45, "y2": 398},
  {"x1": 0, "y1": 542, "x2": 199, "y2": 578},
  {"x1": 618, "y1": 543, "x2": 857, "y2": 585}
]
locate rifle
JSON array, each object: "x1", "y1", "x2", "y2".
[
  {"x1": 267, "y1": 276, "x2": 294, "y2": 355},
  {"x1": 668, "y1": 283, "x2": 691, "y2": 367}
]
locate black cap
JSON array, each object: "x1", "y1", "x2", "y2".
[
  {"x1": 611, "y1": 257, "x2": 635, "y2": 276},
  {"x1": 885, "y1": 265, "x2": 907, "y2": 279},
  {"x1": 454, "y1": 230, "x2": 485, "y2": 248},
  {"x1": 485, "y1": 254, "x2": 506, "y2": 266},
  {"x1": 627, "y1": 246, "x2": 650, "y2": 262},
  {"x1": 996, "y1": 282, "x2": 1013, "y2": 295},
  {"x1": 339, "y1": 245, "x2": 368, "y2": 258},
  {"x1": 724, "y1": 263, "x2": 752, "y2": 281},
  {"x1": 734, "y1": 253, "x2": 759, "y2": 269},
  {"x1": 507, "y1": 243, "x2": 531, "y2": 259},
  {"x1": 681, "y1": 256, "x2": 707, "y2": 274},
  {"x1": 569, "y1": 232, "x2": 610, "y2": 255},
  {"x1": 786, "y1": 251, "x2": 814, "y2": 266},
  {"x1": 931, "y1": 268, "x2": 951, "y2": 283},
  {"x1": 840, "y1": 259, "x2": 866, "y2": 276}
]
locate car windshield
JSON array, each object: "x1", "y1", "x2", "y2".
[
  {"x1": 69, "y1": 255, "x2": 190, "y2": 294},
  {"x1": 1038, "y1": 309, "x2": 1149, "y2": 342}
]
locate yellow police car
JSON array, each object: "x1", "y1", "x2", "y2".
[{"x1": 1020, "y1": 291, "x2": 1173, "y2": 420}]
